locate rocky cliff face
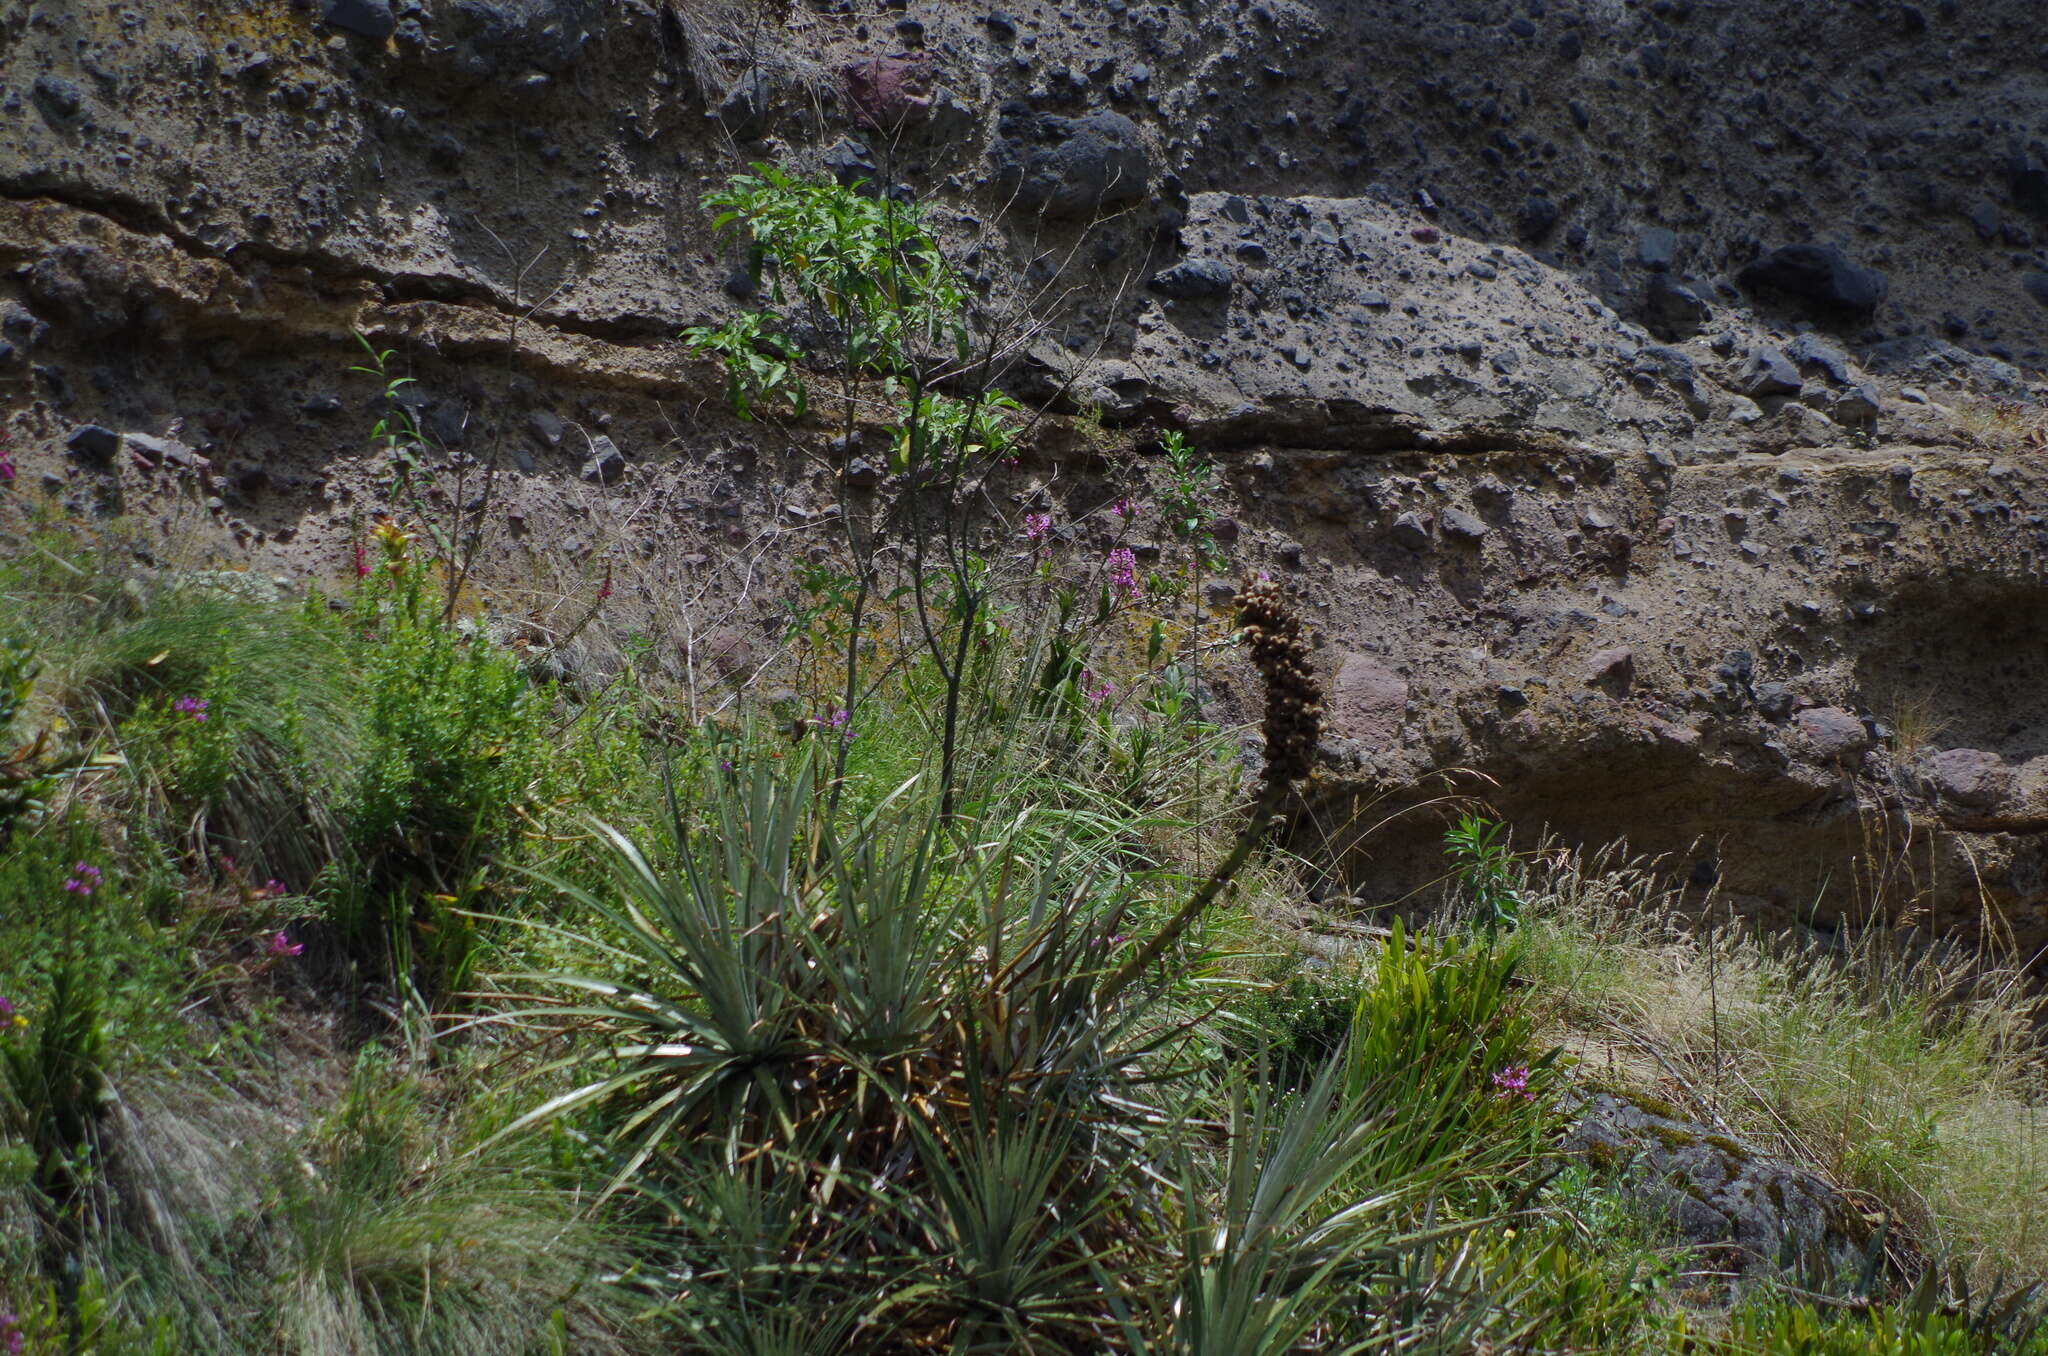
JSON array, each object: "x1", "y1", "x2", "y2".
[{"x1": 4, "y1": 0, "x2": 2046, "y2": 947}]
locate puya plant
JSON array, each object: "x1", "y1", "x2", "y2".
[
  {"x1": 484, "y1": 583, "x2": 1553, "y2": 1351},
  {"x1": 682, "y1": 165, "x2": 1025, "y2": 816}
]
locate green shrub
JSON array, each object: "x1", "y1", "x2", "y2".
[
  {"x1": 332, "y1": 558, "x2": 550, "y2": 992},
  {"x1": 1, "y1": 954, "x2": 112, "y2": 1289}
]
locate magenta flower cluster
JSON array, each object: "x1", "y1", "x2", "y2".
[
  {"x1": 173, "y1": 695, "x2": 210, "y2": 721},
  {"x1": 1105, "y1": 547, "x2": 1140, "y2": 603},
  {"x1": 1080, "y1": 669, "x2": 1114, "y2": 707},
  {"x1": 62, "y1": 861, "x2": 101, "y2": 896},
  {"x1": 1, "y1": 1308, "x2": 21, "y2": 1356},
  {"x1": 1111, "y1": 496, "x2": 1137, "y2": 520},
  {"x1": 1491, "y1": 1065, "x2": 1535, "y2": 1102},
  {"x1": 1022, "y1": 512, "x2": 1053, "y2": 547},
  {"x1": 268, "y1": 931, "x2": 304, "y2": 958}
]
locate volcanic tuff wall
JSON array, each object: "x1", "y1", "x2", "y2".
[{"x1": 4, "y1": 0, "x2": 2048, "y2": 944}]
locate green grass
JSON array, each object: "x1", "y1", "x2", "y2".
[{"x1": 1512, "y1": 836, "x2": 2048, "y2": 1292}]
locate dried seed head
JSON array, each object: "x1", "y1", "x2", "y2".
[{"x1": 1234, "y1": 578, "x2": 1323, "y2": 792}]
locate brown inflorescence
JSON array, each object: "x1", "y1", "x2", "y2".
[{"x1": 1234, "y1": 577, "x2": 1323, "y2": 791}]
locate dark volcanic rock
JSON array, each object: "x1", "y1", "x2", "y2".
[
  {"x1": 1735, "y1": 346, "x2": 1802, "y2": 398},
  {"x1": 65, "y1": 424, "x2": 120, "y2": 466},
  {"x1": 31, "y1": 75, "x2": 84, "y2": 121},
  {"x1": 1147, "y1": 257, "x2": 1234, "y2": 300},
  {"x1": 1646, "y1": 274, "x2": 1710, "y2": 339},
  {"x1": 443, "y1": 0, "x2": 597, "y2": 76},
  {"x1": 717, "y1": 69, "x2": 775, "y2": 143},
  {"x1": 990, "y1": 110, "x2": 1152, "y2": 217},
  {"x1": 1389, "y1": 512, "x2": 1431, "y2": 551},
  {"x1": 1441, "y1": 507, "x2": 1489, "y2": 542},
  {"x1": 321, "y1": 0, "x2": 397, "y2": 39},
  {"x1": 1738, "y1": 243, "x2": 1889, "y2": 314},
  {"x1": 1568, "y1": 1092, "x2": 1866, "y2": 1275},
  {"x1": 580, "y1": 435, "x2": 627, "y2": 485},
  {"x1": 1517, "y1": 195, "x2": 1560, "y2": 241}
]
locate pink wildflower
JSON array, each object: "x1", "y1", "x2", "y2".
[
  {"x1": 267, "y1": 931, "x2": 303, "y2": 958},
  {"x1": 353, "y1": 539, "x2": 370, "y2": 579},
  {"x1": 1111, "y1": 496, "x2": 1137, "y2": 519},
  {"x1": 1491, "y1": 1065, "x2": 1535, "y2": 1102},
  {"x1": 174, "y1": 695, "x2": 210, "y2": 722},
  {"x1": 1080, "y1": 670, "x2": 1114, "y2": 706},
  {"x1": 1022, "y1": 512, "x2": 1053, "y2": 547},
  {"x1": 1, "y1": 1309, "x2": 20, "y2": 1356},
  {"x1": 0, "y1": 450, "x2": 14, "y2": 485},
  {"x1": 1105, "y1": 546, "x2": 1140, "y2": 603},
  {"x1": 264, "y1": 879, "x2": 287, "y2": 897},
  {"x1": 62, "y1": 862, "x2": 102, "y2": 896}
]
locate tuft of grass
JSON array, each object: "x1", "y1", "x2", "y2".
[{"x1": 1512, "y1": 836, "x2": 2048, "y2": 1288}]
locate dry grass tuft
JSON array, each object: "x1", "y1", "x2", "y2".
[{"x1": 1509, "y1": 836, "x2": 2048, "y2": 1285}]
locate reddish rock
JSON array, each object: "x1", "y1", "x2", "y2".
[
  {"x1": 1924, "y1": 747, "x2": 2012, "y2": 810},
  {"x1": 841, "y1": 54, "x2": 931, "y2": 132},
  {"x1": 1325, "y1": 654, "x2": 1409, "y2": 747},
  {"x1": 1582, "y1": 646, "x2": 1634, "y2": 695},
  {"x1": 703, "y1": 628, "x2": 755, "y2": 681},
  {"x1": 1792, "y1": 706, "x2": 1870, "y2": 762}
]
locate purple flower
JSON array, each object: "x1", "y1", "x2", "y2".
[
  {"x1": 264, "y1": 879, "x2": 287, "y2": 897},
  {"x1": 173, "y1": 695, "x2": 210, "y2": 722},
  {"x1": 1080, "y1": 670, "x2": 1114, "y2": 707},
  {"x1": 0, "y1": 450, "x2": 15, "y2": 485},
  {"x1": 62, "y1": 862, "x2": 102, "y2": 896},
  {"x1": 1105, "y1": 547, "x2": 1140, "y2": 603},
  {"x1": 267, "y1": 931, "x2": 303, "y2": 958},
  {"x1": 1022, "y1": 512, "x2": 1053, "y2": 547},
  {"x1": 0, "y1": 995, "x2": 21, "y2": 1033},
  {"x1": 1, "y1": 1309, "x2": 20, "y2": 1356},
  {"x1": 1111, "y1": 496, "x2": 1137, "y2": 519},
  {"x1": 1491, "y1": 1065, "x2": 1535, "y2": 1102}
]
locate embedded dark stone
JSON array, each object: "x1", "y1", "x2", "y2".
[
  {"x1": 1441, "y1": 507, "x2": 1489, "y2": 543},
  {"x1": 1738, "y1": 243, "x2": 1889, "y2": 314},
  {"x1": 65, "y1": 424, "x2": 120, "y2": 465},
  {"x1": 1517, "y1": 195, "x2": 1561, "y2": 241},
  {"x1": 31, "y1": 74, "x2": 84, "y2": 121},
  {"x1": 1147, "y1": 257, "x2": 1234, "y2": 300},
  {"x1": 321, "y1": 0, "x2": 397, "y2": 39},
  {"x1": 581, "y1": 435, "x2": 627, "y2": 485},
  {"x1": 1736, "y1": 346, "x2": 1802, "y2": 398},
  {"x1": 1646, "y1": 274, "x2": 1710, "y2": 339},
  {"x1": 989, "y1": 110, "x2": 1152, "y2": 217}
]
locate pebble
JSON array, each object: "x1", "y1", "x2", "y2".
[{"x1": 581, "y1": 435, "x2": 627, "y2": 485}]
